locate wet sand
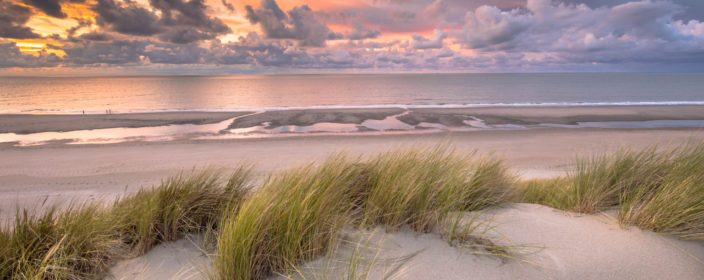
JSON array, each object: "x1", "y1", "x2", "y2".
[
  {"x1": 4, "y1": 105, "x2": 704, "y2": 135},
  {"x1": 0, "y1": 111, "x2": 252, "y2": 134}
]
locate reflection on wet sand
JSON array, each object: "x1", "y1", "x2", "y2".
[{"x1": 2, "y1": 108, "x2": 704, "y2": 146}]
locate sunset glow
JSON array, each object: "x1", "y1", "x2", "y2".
[{"x1": 1, "y1": 0, "x2": 703, "y2": 74}]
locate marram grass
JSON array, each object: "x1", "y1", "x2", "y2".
[
  {"x1": 0, "y1": 168, "x2": 251, "y2": 280},
  {"x1": 519, "y1": 142, "x2": 704, "y2": 240},
  {"x1": 619, "y1": 143, "x2": 704, "y2": 240},
  {"x1": 111, "y1": 167, "x2": 251, "y2": 254},
  {"x1": 214, "y1": 156, "x2": 364, "y2": 280},
  {"x1": 0, "y1": 206, "x2": 116, "y2": 280},
  {"x1": 361, "y1": 146, "x2": 514, "y2": 232},
  {"x1": 214, "y1": 146, "x2": 515, "y2": 280},
  {"x1": 3, "y1": 143, "x2": 703, "y2": 280}
]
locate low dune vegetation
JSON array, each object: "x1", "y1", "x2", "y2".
[
  {"x1": 0, "y1": 143, "x2": 703, "y2": 279},
  {"x1": 214, "y1": 146, "x2": 515, "y2": 280},
  {"x1": 519, "y1": 142, "x2": 704, "y2": 240},
  {"x1": 0, "y1": 168, "x2": 251, "y2": 280}
]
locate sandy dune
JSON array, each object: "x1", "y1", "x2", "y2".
[{"x1": 106, "y1": 204, "x2": 704, "y2": 280}]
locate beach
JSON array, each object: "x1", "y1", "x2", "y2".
[
  {"x1": 2, "y1": 105, "x2": 704, "y2": 279},
  {"x1": 3, "y1": 105, "x2": 704, "y2": 220},
  {"x1": 4, "y1": 0, "x2": 704, "y2": 277}
]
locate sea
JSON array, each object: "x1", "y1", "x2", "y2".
[
  {"x1": 2, "y1": 73, "x2": 704, "y2": 114},
  {"x1": 2, "y1": 73, "x2": 704, "y2": 146}
]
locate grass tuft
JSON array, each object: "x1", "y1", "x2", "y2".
[
  {"x1": 112, "y1": 168, "x2": 251, "y2": 254},
  {"x1": 215, "y1": 145, "x2": 516, "y2": 279},
  {"x1": 362, "y1": 146, "x2": 514, "y2": 232},
  {"x1": 215, "y1": 156, "x2": 363, "y2": 280},
  {"x1": 519, "y1": 142, "x2": 704, "y2": 240},
  {"x1": 0, "y1": 167, "x2": 251, "y2": 280},
  {"x1": 0, "y1": 206, "x2": 116, "y2": 280},
  {"x1": 619, "y1": 143, "x2": 704, "y2": 239}
]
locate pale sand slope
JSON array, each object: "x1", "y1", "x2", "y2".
[
  {"x1": 107, "y1": 237, "x2": 211, "y2": 280},
  {"x1": 2, "y1": 128, "x2": 704, "y2": 223},
  {"x1": 107, "y1": 204, "x2": 704, "y2": 280}
]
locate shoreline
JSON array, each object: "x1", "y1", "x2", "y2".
[{"x1": 1, "y1": 105, "x2": 704, "y2": 139}]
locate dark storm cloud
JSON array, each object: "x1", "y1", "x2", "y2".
[
  {"x1": 0, "y1": 2, "x2": 41, "y2": 39},
  {"x1": 21, "y1": 0, "x2": 76, "y2": 18},
  {"x1": 93, "y1": 0, "x2": 230, "y2": 44},
  {"x1": 245, "y1": 0, "x2": 337, "y2": 47},
  {"x1": 94, "y1": 0, "x2": 162, "y2": 36},
  {"x1": 149, "y1": 0, "x2": 229, "y2": 34}
]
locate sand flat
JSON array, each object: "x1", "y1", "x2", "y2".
[
  {"x1": 2, "y1": 127, "x2": 704, "y2": 223},
  {"x1": 0, "y1": 111, "x2": 253, "y2": 134},
  {"x1": 3, "y1": 105, "x2": 704, "y2": 135}
]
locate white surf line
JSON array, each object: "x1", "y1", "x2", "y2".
[{"x1": 6, "y1": 101, "x2": 704, "y2": 115}]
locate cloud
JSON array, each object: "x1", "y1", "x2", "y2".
[
  {"x1": 21, "y1": 0, "x2": 83, "y2": 19},
  {"x1": 451, "y1": 0, "x2": 704, "y2": 65},
  {"x1": 4, "y1": 0, "x2": 704, "y2": 72},
  {"x1": 78, "y1": 32, "x2": 113, "y2": 41},
  {"x1": 245, "y1": 0, "x2": 340, "y2": 47},
  {"x1": 453, "y1": 5, "x2": 531, "y2": 50},
  {"x1": 345, "y1": 25, "x2": 381, "y2": 40},
  {"x1": 94, "y1": 0, "x2": 162, "y2": 36},
  {"x1": 93, "y1": 0, "x2": 230, "y2": 44},
  {"x1": 0, "y1": 41, "x2": 61, "y2": 68},
  {"x1": 221, "y1": 0, "x2": 235, "y2": 12},
  {"x1": 0, "y1": 2, "x2": 42, "y2": 39},
  {"x1": 149, "y1": 0, "x2": 230, "y2": 35},
  {"x1": 62, "y1": 40, "x2": 145, "y2": 65},
  {"x1": 411, "y1": 29, "x2": 447, "y2": 49}
]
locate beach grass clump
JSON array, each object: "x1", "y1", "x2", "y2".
[
  {"x1": 519, "y1": 142, "x2": 704, "y2": 239},
  {"x1": 214, "y1": 146, "x2": 516, "y2": 279},
  {"x1": 520, "y1": 147, "x2": 671, "y2": 213},
  {"x1": 619, "y1": 143, "x2": 704, "y2": 240},
  {"x1": 362, "y1": 146, "x2": 514, "y2": 232},
  {"x1": 112, "y1": 168, "x2": 251, "y2": 254},
  {"x1": 215, "y1": 156, "x2": 364, "y2": 280},
  {"x1": 568, "y1": 147, "x2": 670, "y2": 213},
  {"x1": 0, "y1": 167, "x2": 251, "y2": 280},
  {"x1": 0, "y1": 206, "x2": 117, "y2": 280},
  {"x1": 518, "y1": 177, "x2": 572, "y2": 210}
]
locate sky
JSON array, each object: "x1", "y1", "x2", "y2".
[{"x1": 1, "y1": 0, "x2": 704, "y2": 74}]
